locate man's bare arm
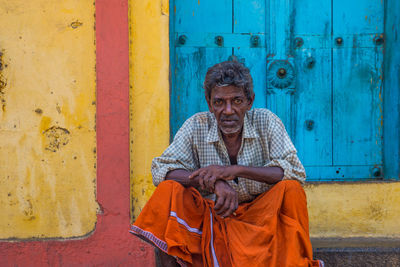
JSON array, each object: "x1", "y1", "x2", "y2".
[
  {"x1": 189, "y1": 165, "x2": 283, "y2": 191},
  {"x1": 165, "y1": 169, "x2": 200, "y2": 187},
  {"x1": 234, "y1": 165, "x2": 283, "y2": 183}
]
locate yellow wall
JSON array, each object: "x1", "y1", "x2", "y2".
[
  {"x1": 129, "y1": 0, "x2": 400, "y2": 239},
  {"x1": 129, "y1": 0, "x2": 170, "y2": 220},
  {"x1": 0, "y1": 0, "x2": 97, "y2": 238},
  {"x1": 306, "y1": 182, "x2": 400, "y2": 238}
]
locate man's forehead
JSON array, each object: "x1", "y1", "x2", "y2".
[{"x1": 211, "y1": 85, "x2": 245, "y2": 98}]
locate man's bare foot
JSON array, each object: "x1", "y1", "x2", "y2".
[
  {"x1": 155, "y1": 248, "x2": 180, "y2": 267},
  {"x1": 131, "y1": 232, "x2": 180, "y2": 266}
]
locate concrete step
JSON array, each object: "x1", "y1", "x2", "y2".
[{"x1": 312, "y1": 238, "x2": 400, "y2": 266}]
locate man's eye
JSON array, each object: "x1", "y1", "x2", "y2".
[
  {"x1": 234, "y1": 99, "x2": 243, "y2": 104},
  {"x1": 214, "y1": 100, "x2": 222, "y2": 105}
]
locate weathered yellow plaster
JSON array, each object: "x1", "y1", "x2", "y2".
[
  {"x1": 306, "y1": 182, "x2": 400, "y2": 238},
  {"x1": 129, "y1": 0, "x2": 170, "y2": 220},
  {"x1": 129, "y1": 0, "x2": 400, "y2": 240},
  {"x1": 0, "y1": 0, "x2": 97, "y2": 238}
]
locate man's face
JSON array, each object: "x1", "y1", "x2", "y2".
[{"x1": 207, "y1": 85, "x2": 254, "y2": 136}]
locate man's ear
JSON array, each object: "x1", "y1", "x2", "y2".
[
  {"x1": 205, "y1": 90, "x2": 214, "y2": 112},
  {"x1": 206, "y1": 96, "x2": 213, "y2": 112},
  {"x1": 247, "y1": 94, "x2": 255, "y2": 110}
]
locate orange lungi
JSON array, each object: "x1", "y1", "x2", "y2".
[{"x1": 130, "y1": 180, "x2": 322, "y2": 267}]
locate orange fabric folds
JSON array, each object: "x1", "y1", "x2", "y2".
[{"x1": 130, "y1": 180, "x2": 321, "y2": 267}]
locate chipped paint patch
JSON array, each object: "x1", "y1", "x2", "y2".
[
  {"x1": 70, "y1": 20, "x2": 83, "y2": 29},
  {"x1": 43, "y1": 126, "x2": 70, "y2": 152},
  {"x1": 0, "y1": 51, "x2": 8, "y2": 112}
]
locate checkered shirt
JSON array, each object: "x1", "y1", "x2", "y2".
[{"x1": 151, "y1": 108, "x2": 306, "y2": 203}]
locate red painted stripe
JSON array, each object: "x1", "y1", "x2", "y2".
[{"x1": 0, "y1": 0, "x2": 154, "y2": 265}]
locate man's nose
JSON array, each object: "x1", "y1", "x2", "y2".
[{"x1": 223, "y1": 102, "x2": 234, "y2": 115}]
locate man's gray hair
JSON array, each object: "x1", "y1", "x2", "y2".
[{"x1": 203, "y1": 60, "x2": 254, "y2": 100}]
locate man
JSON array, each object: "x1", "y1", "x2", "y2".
[{"x1": 131, "y1": 61, "x2": 322, "y2": 266}]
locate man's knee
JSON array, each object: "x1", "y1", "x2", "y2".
[
  {"x1": 282, "y1": 179, "x2": 303, "y2": 189},
  {"x1": 276, "y1": 180, "x2": 305, "y2": 198},
  {"x1": 154, "y1": 180, "x2": 184, "y2": 196},
  {"x1": 157, "y1": 179, "x2": 181, "y2": 189}
]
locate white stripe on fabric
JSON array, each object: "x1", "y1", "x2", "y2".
[
  {"x1": 209, "y1": 209, "x2": 220, "y2": 267},
  {"x1": 170, "y1": 211, "x2": 203, "y2": 235}
]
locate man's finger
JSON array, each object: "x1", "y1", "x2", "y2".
[
  {"x1": 199, "y1": 176, "x2": 205, "y2": 190},
  {"x1": 189, "y1": 168, "x2": 206, "y2": 179},
  {"x1": 189, "y1": 168, "x2": 203, "y2": 179},
  {"x1": 222, "y1": 200, "x2": 236, "y2": 218},
  {"x1": 216, "y1": 195, "x2": 230, "y2": 216},
  {"x1": 210, "y1": 176, "x2": 217, "y2": 191},
  {"x1": 214, "y1": 195, "x2": 225, "y2": 212},
  {"x1": 203, "y1": 172, "x2": 213, "y2": 190},
  {"x1": 205, "y1": 175, "x2": 217, "y2": 191},
  {"x1": 196, "y1": 170, "x2": 207, "y2": 189}
]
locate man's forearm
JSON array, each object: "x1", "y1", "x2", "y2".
[
  {"x1": 233, "y1": 165, "x2": 284, "y2": 184},
  {"x1": 165, "y1": 169, "x2": 200, "y2": 187}
]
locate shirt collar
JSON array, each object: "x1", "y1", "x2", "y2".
[
  {"x1": 243, "y1": 112, "x2": 259, "y2": 139},
  {"x1": 206, "y1": 111, "x2": 259, "y2": 143}
]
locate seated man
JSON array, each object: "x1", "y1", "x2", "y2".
[{"x1": 131, "y1": 61, "x2": 322, "y2": 267}]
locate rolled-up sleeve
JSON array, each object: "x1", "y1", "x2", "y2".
[
  {"x1": 264, "y1": 114, "x2": 306, "y2": 183},
  {"x1": 151, "y1": 118, "x2": 199, "y2": 186}
]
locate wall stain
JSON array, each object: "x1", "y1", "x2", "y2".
[
  {"x1": 70, "y1": 20, "x2": 83, "y2": 29},
  {"x1": 368, "y1": 200, "x2": 387, "y2": 222},
  {"x1": 0, "y1": 51, "x2": 8, "y2": 112},
  {"x1": 23, "y1": 199, "x2": 35, "y2": 221},
  {"x1": 42, "y1": 126, "x2": 70, "y2": 152}
]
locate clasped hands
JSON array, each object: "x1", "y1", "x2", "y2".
[
  {"x1": 189, "y1": 165, "x2": 239, "y2": 218},
  {"x1": 189, "y1": 165, "x2": 238, "y2": 191}
]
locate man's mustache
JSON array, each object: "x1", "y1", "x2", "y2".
[{"x1": 220, "y1": 116, "x2": 239, "y2": 121}]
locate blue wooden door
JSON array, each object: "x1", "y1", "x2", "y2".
[{"x1": 170, "y1": 0, "x2": 384, "y2": 181}]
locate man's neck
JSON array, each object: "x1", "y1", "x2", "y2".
[
  {"x1": 221, "y1": 129, "x2": 243, "y2": 163},
  {"x1": 221, "y1": 131, "x2": 242, "y2": 144}
]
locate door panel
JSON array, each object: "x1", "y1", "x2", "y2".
[
  {"x1": 331, "y1": 0, "x2": 384, "y2": 174},
  {"x1": 292, "y1": 0, "x2": 332, "y2": 167},
  {"x1": 333, "y1": 0, "x2": 384, "y2": 34},
  {"x1": 175, "y1": 0, "x2": 232, "y2": 33},
  {"x1": 293, "y1": 0, "x2": 331, "y2": 35},
  {"x1": 293, "y1": 49, "x2": 332, "y2": 166},
  {"x1": 233, "y1": 0, "x2": 266, "y2": 33},
  {"x1": 333, "y1": 47, "x2": 383, "y2": 166}
]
